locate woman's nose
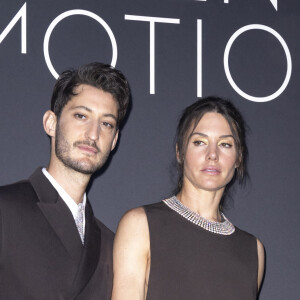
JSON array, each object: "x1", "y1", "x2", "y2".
[{"x1": 206, "y1": 144, "x2": 218, "y2": 161}]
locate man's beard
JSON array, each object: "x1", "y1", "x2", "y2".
[{"x1": 55, "y1": 122, "x2": 109, "y2": 175}]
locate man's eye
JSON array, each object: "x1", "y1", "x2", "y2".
[
  {"x1": 75, "y1": 114, "x2": 86, "y2": 120},
  {"x1": 102, "y1": 122, "x2": 114, "y2": 129}
]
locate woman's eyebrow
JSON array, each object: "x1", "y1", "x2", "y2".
[{"x1": 190, "y1": 132, "x2": 234, "y2": 139}]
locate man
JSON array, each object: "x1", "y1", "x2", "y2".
[{"x1": 0, "y1": 62, "x2": 130, "y2": 299}]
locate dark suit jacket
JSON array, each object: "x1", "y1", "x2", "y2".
[{"x1": 0, "y1": 168, "x2": 114, "y2": 300}]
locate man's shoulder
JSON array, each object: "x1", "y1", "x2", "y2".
[
  {"x1": 0, "y1": 179, "x2": 33, "y2": 196},
  {"x1": 94, "y1": 217, "x2": 115, "y2": 241},
  {"x1": 0, "y1": 179, "x2": 36, "y2": 206}
]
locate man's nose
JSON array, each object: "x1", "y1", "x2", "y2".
[{"x1": 85, "y1": 121, "x2": 100, "y2": 141}]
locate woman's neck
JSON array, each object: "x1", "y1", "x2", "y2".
[{"x1": 176, "y1": 185, "x2": 225, "y2": 222}]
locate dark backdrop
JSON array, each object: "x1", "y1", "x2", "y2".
[{"x1": 0, "y1": 0, "x2": 299, "y2": 298}]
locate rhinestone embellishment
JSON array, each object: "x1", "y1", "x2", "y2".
[
  {"x1": 75, "y1": 203, "x2": 85, "y2": 244},
  {"x1": 163, "y1": 196, "x2": 235, "y2": 235}
]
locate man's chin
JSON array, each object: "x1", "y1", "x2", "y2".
[{"x1": 63, "y1": 160, "x2": 102, "y2": 175}]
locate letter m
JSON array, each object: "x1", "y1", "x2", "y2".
[{"x1": 0, "y1": 3, "x2": 27, "y2": 53}]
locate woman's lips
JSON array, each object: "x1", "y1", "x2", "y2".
[{"x1": 201, "y1": 167, "x2": 221, "y2": 175}]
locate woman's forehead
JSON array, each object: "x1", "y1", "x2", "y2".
[{"x1": 189, "y1": 112, "x2": 233, "y2": 136}]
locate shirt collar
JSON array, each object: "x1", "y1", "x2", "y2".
[{"x1": 42, "y1": 168, "x2": 86, "y2": 219}]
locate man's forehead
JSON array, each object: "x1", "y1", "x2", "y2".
[
  {"x1": 72, "y1": 84, "x2": 116, "y2": 102},
  {"x1": 64, "y1": 85, "x2": 118, "y2": 115},
  {"x1": 73, "y1": 83, "x2": 95, "y2": 94}
]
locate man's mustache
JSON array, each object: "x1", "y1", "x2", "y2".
[{"x1": 73, "y1": 140, "x2": 100, "y2": 152}]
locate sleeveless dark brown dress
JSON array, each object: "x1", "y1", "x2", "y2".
[{"x1": 144, "y1": 201, "x2": 258, "y2": 300}]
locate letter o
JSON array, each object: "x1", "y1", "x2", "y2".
[
  {"x1": 43, "y1": 9, "x2": 117, "y2": 79},
  {"x1": 224, "y1": 24, "x2": 292, "y2": 102}
]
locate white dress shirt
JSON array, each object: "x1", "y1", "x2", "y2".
[{"x1": 42, "y1": 168, "x2": 86, "y2": 237}]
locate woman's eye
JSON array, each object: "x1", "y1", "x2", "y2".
[
  {"x1": 193, "y1": 140, "x2": 205, "y2": 146},
  {"x1": 220, "y1": 142, "x2": 232, "y2": 148},
  {"x1": 75, "y1": 113, "x2": 86, "y2": 120}
]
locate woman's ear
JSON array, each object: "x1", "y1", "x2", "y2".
[
  {"x1": 235, "y1": 153, "x2": 242, "y2": 170},
  {"x1": 176, "y1": 144, "x2": 183, "y2": 164},
  {"x1": 43, "y1": 110, "x2": 57, "y2": 137}
]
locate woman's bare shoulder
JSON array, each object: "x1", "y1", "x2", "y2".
[
  {"x1": 115, "y1": 206, "x2": 149, "y2": 245},
  {"x1": 256, "y1": 238, "x2": 265, "y2": 290},
  {"x1": 118, "y1": 206, "x2": 147, "y2": 228}
]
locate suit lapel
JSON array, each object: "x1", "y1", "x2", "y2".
[
  {"x1": 30, "y1": 168, "x2": 83, "y2": 263},
  {"x1": 70, "y1": 200, "x2": 102, "y2": 298},
  {"x1": 29, "y1": 168, "x2": 101, "y2": 297}
]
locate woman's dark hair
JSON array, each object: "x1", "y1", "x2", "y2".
[
  {"x1": 51, "y1": 62, "x2": 131, "y2": 127},
  {"x1": 175, "y1": 96, "x2": 248, "y2": 205}
]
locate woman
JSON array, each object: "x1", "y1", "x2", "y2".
[{"x1": 112, "y1": 97, "x2": 265, "y2": 300}]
